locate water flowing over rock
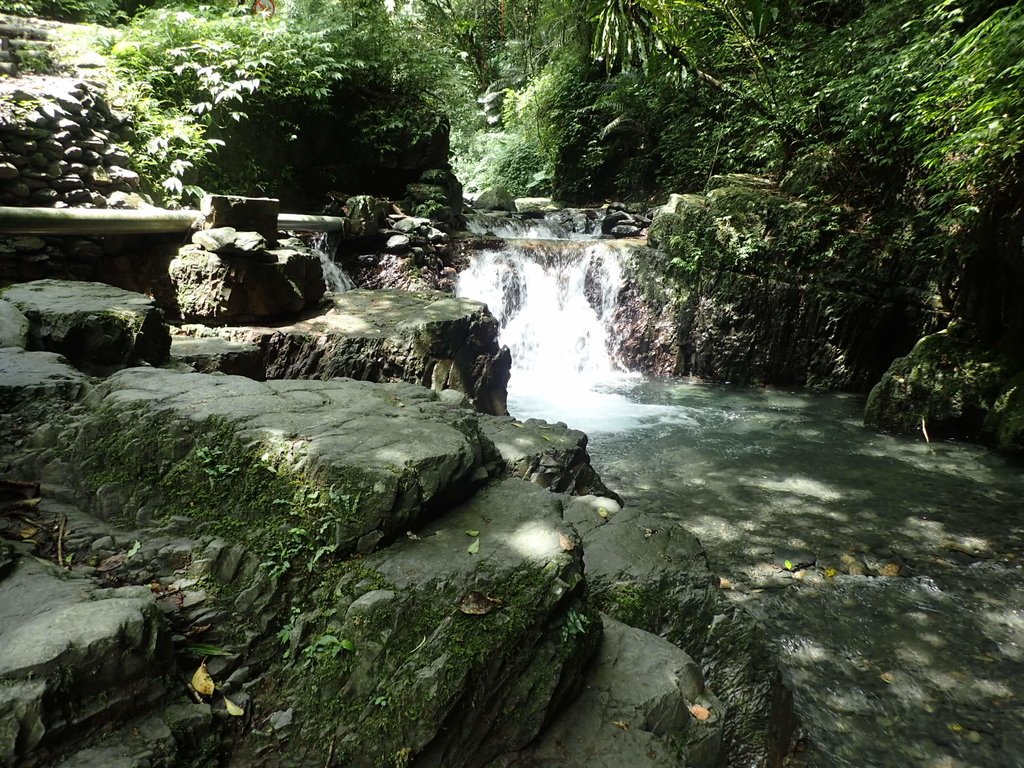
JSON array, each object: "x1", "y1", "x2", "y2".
[{"x1": 457, "y1": 241, "x2": 626, "y2": 389}]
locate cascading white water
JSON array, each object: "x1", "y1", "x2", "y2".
[
  {"x1": 458, "y1": 240, "x2": 626, "y2": 388},
  {"x1": 455, "y1": 237, "x2": 676, "y2": 431},
  {"x1": 310, "y1": 232, "x2": 355, "y2": 293},
  {"x1": 318, "y1": 249, "x2": 355, "y2": 293},
  {"x1": 458, "y1": 233, "x2": 693, "y2": 430}
]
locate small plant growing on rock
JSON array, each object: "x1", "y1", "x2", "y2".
[{"x1": 560, "y1": 606, "x2": 590, "y2": 643}]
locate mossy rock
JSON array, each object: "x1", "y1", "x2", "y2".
[
  {"x1": 278, "y1": 480, "x2": 600, "y2": 767},
  {"x1": 864, "y1": 325, "x2": 1015, "y2": 439},
  {"x1": 984, "y1": 371, "x2": 1024, "y2": 451},
  {"x1": 705, "y1": 184, "x2": 789, "y2": 236},
  {"x1": 646, "y1": 211, "x2": 686, "y2": 250}
]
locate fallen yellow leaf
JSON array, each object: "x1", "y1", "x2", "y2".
[
  {"x1": 191, "y1": 660, "x2": 215, "y2": 697},
  {"x1": 880, "y1": 672, "x2": 895, "y2": 684},
  {"x1": 718, "y1": 577, "x2": 732, "y2": 590},
  {"x1": 824, "y1": 567, "x2": 838, "y2": 578},
  {"x1": 612, "y1": 720, "x2": 630, "y2": 730},
  {"x1": 223, "y1": 695, "x2": 244, "y2": 716},
  {"x1": 688, "y1": 703, "x2": 712, "y2": 721}
]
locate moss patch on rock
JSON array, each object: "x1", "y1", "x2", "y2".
[{"x1": 864, "y1": 323, "x2": 1018, "y2": 440}]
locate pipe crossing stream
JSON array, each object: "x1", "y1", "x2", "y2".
[{"x1": 456, "y1": 214, "x2": 1024, "y2": 768}]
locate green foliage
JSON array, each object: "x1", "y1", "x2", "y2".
[
  {"x1": 4, "y1": 0, "x2": 119, "y2": 24},
  {"x1": 104, "y1": 1, "x2": 467, "y2": 205},
  {"x1": 904, "y1": 2, "x2": 1024, "y2": 217}
]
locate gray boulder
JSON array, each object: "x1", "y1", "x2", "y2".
[
  {"x1": 0, "y1": 280, "x2": 170, "y2": 373},
  {"x1": 0, "y1": 557, "x2": 173, "y2": 764},
  {"x1": 218, "y1": 288, "x2": 511, "y2": 415},
  {"x1": 347, "y1": 195, "x2": 388, "y2": 238},
  {"x1": 475, "y1": 186, "x2": 516, "y2": 212},
  {"x1": 0, "y1": 347, "x2": 86, "y2": 408},
  {"x1": 168, "y1": 244, "x2": 325, "y2": 325},
  {"x1": 480, "y1": 415, "x2": 620, "y2": 499},
  {"x1": 200, "y1": 194, "x2": 279, "y2": 241}
]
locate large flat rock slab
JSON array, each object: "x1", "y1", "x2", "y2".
[
  {"x1": 0, "y1": 557, "x2": 172, "y2": 764},
  {"x1": 0, "y1": 347, "x2": 87, "y2": 408},
  {"x1": 209, "y1": 288, "x2": 511, "y2": 415},
  {"x1": 63, "y1": 367, "x2": 501, "y2": 557},
  {"x1": 0, "y1": 280, "x2": 170, "y2": 373}
]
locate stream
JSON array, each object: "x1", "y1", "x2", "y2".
[{"x1": 456, "y1": 222, "x2": 1024, "y2": 768}]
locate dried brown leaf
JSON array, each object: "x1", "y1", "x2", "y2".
[{"x1": 688, "y1": 703, "x2": 712, "y2": 721}]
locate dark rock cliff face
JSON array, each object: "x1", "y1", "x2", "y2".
[{"x1": 611, "y1": 178, "x2": 946, "y2": 391}]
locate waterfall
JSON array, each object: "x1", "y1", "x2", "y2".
[
  {"x1": 457, "y1": 239, "x2": 626, "y2": 389},
  {"x1": 310, "y1": 231, "x2": 355, "y2": 293},
  {"x1": 317, "y1": 248, "x2": 355, "y2": 293}
]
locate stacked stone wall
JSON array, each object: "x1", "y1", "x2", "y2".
[{"x1": 0, "y1": 78, "x2": 148, "y2": 285}]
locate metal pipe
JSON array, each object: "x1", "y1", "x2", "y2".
[{"x1": 0, "y1": 206, "x2": 345, "y2": 235}]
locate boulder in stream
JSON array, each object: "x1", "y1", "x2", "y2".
[
  {"x1": 864, "y1": 322, "x2": 1020, "y2": 444},
  {"x1": 475, "y1": 186, "x2": 516, "y2": 212}
]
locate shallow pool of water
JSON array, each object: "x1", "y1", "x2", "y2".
[{"x1": 508, "y1": 375, "x2": 1024, "y2": 768}]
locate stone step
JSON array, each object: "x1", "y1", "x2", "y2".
[
  {"x1": 8, "y1": 37, "x2": 51, "y2": 50},
  {"x1": 53, "y1": 704, "x2": 211, "y2": 768},
  {"x1": 0, "y1": 557, "x2": 175, "y2": 764},
  {"x1": 0, "y1": 23, "x2": 50, "y2": 41},
  {"x1": 0, "y1": 62, "x2": 16, "y2": 76}
]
